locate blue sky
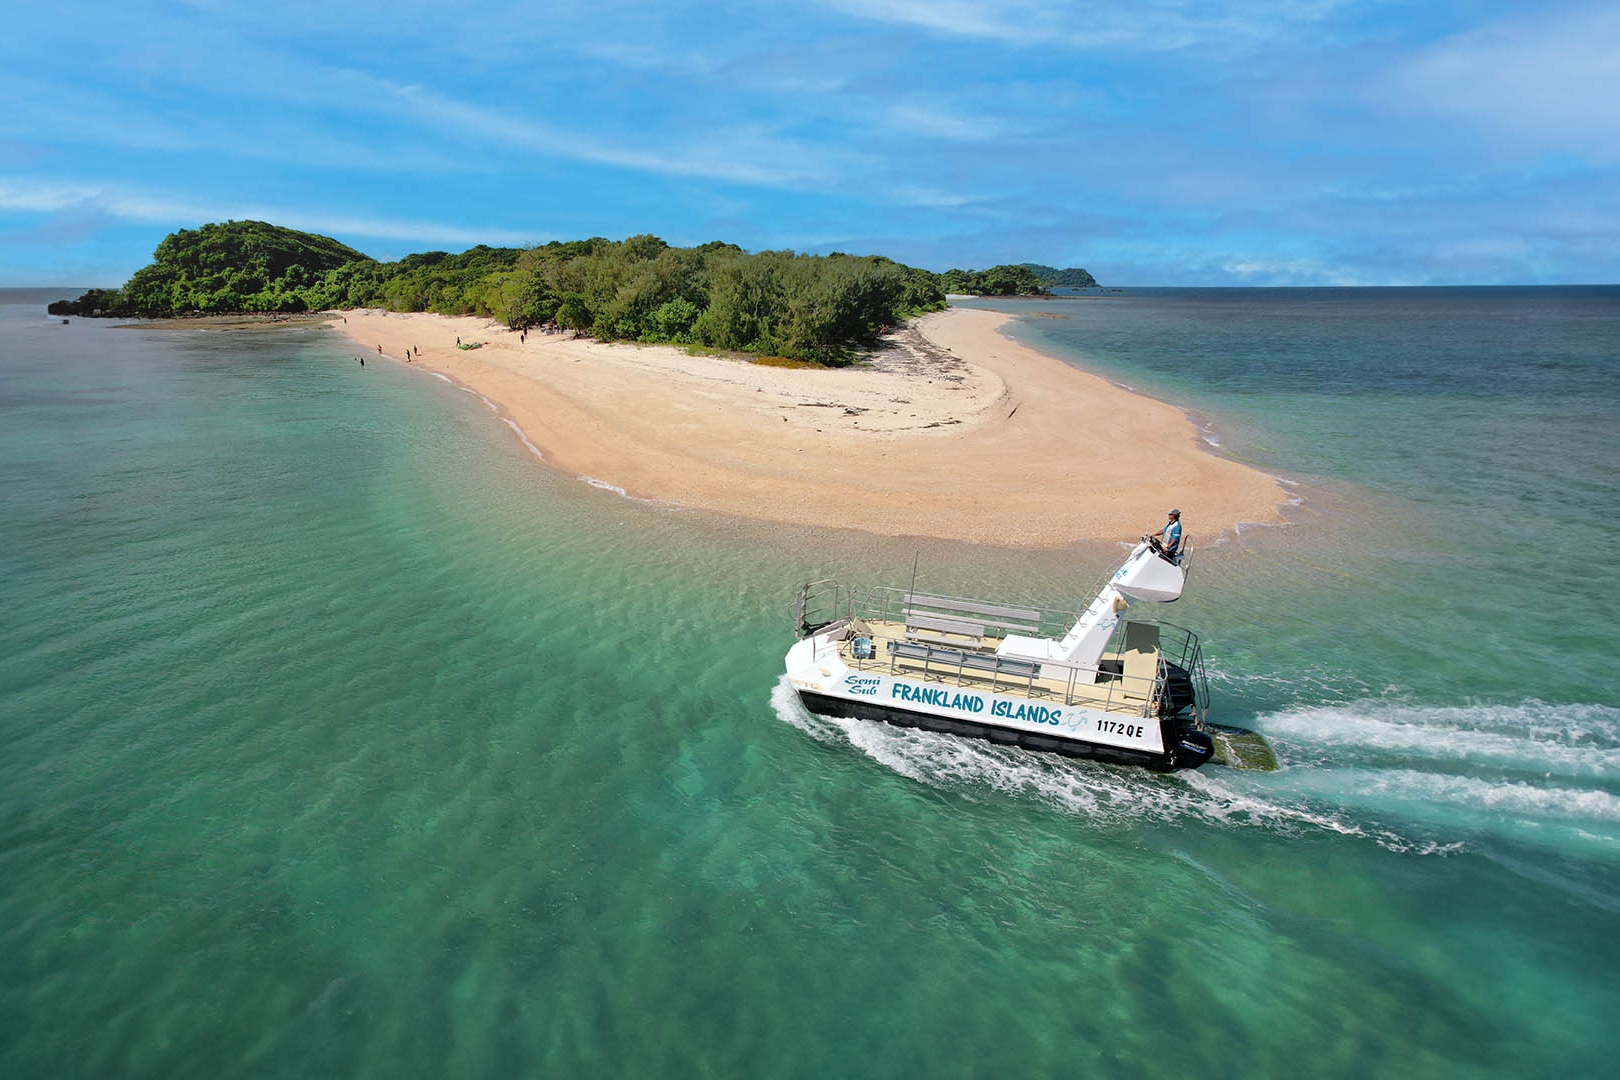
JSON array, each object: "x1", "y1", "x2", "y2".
[{"x1": 3, "y1": 1, "x2": 1617, "y2": 286}]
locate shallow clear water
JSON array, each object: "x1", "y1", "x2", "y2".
[{"x1": 3, "y1": 289, "x2": 1618, "y2": 1077}]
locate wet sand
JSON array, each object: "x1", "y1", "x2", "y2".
[{"x1": 332, "y1": 307, "x2": 1288, "y2": 547}]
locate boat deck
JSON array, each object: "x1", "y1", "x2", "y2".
[{"x1": 833, "y1": 618, "x2": 1164, "y2": 718}]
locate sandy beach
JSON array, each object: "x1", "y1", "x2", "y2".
[{"x1": 330, "y1": 307, "x2": 1287, "y2": 546}]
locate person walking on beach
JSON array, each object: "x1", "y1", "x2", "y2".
[{"x1": 1149, "y1": 509, "x2": 1182, "y2": 561}]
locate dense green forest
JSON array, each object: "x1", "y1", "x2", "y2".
[
  {"x1": 49, "y1": 221, "x2": 1096, "y2": 363},
  {"x1": 1017, "y1": 263, "x2": 1099, "y2": 288},
  {"x1": 937, "y1": 264, "x2": 1051, "y2": 296}
]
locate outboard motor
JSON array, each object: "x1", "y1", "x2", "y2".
[{"x1": 1171, "y1": 730, "x2": 1215, "y2": 770}]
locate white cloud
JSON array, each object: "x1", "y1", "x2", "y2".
[
  {"x1": 0, "y1": 177, "x2": 543, "y2": 248},
  {"x1": 822, "y1": 0, "x2": 1050, "y2": 45},
  {"x1": 0, "y1": 72, "x2": 482, "y2": 177},
  {"x1": 1218, "y1": 256, "x2": 1391, "y2": 286},
  {"x1": 890, "y1": 184, "x2": 978, "y2": 208},
  {"x1": 885, "y1": 104, "x2": 1008, "y2": 142},
  {"x1": 1381, "y1": 4, "x2": 1620, "y2": 162},
  {"x1": 377, "y1": 79, "x2": 882, "y2": 190},
  {"x1": 818, "y1": 0, "x2": 1348, "y2": 51}
]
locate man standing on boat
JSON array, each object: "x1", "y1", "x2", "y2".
[{"x1": 1149, "y1": 509, "x2": 1182, "y2": 561}]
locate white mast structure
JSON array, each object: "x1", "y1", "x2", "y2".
[{"x1": 994, "y1": 541, "x2": 1186, "y2": 671}]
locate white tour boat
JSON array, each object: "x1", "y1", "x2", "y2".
[{"x1": 785, "y1": 539, "x2": 1227, "y2": 771}]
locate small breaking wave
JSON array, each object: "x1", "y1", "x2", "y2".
[
  {"x1": 413, "y1": 361, "x2": 671, "y2": 501},
  {"x1": 459, "y1": 385, "x2": 499, "y2": 412},
  {"x1": 499, "y1": 417, "x2": 546, "y2": 462},
  {"x1": 584, "y1": 476, "x2": 628, "y2": 496}
]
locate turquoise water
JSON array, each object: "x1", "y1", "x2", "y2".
[{"x1": 3, "y1": 288, "x2": 1619, "y2": 1077}]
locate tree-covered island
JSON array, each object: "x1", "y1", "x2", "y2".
[
  {"x1": 1015, "y1": 263, "x2": 1100, "y2": 289},
  {"x1": 50, "y1": 221, "x2": 1096, "y2": 365}
]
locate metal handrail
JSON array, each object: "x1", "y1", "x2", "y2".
[
  {"x1": 795, "y1": 579, "x2": 852, "y2": 639},
  {"x1": 870, "y1": 631, "x2": 1170, "y2": 717}
]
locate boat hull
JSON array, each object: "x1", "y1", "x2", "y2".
[{"x1": 795, "y1": 688, "x2": 1211, "y2": 771}]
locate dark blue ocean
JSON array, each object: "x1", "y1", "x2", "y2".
[{"x1": 3, "y1": 286, "x2": 1619, "y2": 1077}]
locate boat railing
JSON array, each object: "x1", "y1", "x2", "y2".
[
  {"x1": 800, "y1": 582, "x2": 1207, "y2": 721},
  {"x1": 827, "y1": 615, "x2": 1206, "y2": 720},
  {"x1": 865, "y1": 637, "x2": 1166, "y2": 716},
  {"x1": 1134, "y1": 620, "x2": 1210, "y2": 723},
  {"x1": 795, "y1": 579, "x2": 853, "y2": 639}
]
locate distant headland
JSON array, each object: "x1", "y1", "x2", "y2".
[{"x1": 48, "y1": 220, "x2": 1097, "y2": 365}]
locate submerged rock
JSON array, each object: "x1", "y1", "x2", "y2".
[{"x1": 1210, "y1": 724, "x2": 1279, "y2": 771}]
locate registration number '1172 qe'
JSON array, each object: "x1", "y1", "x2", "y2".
[{"x1": 1094, "y1": 719, "x2": 1146, "y2": 739}]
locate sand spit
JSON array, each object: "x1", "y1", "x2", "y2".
[{"x1": 331, "y1": 307, "x2": 1288, "y2": 547}]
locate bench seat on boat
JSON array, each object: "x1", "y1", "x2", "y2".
[
  {"x1": 888, "y1": 639, "x2": 1042, "y2": 680},
  {"x1": 903, "y1": 613, "x2": 990, "y2": 650},
  {"x1": 903, "y1": 594, "x2": 1041, "y2": 633}
]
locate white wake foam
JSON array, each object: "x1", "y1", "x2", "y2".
[
  {"x1": 1324, "y1": 768, "x2": 1620, "y2": 822},
  {"x1": 769, "y1": 679, "x2": 1620, "y2": 856},
  {"x1": 1257, "y1": 699, "x2": 1620, "y2": 778},
  {"x1": 769, "y1": 678, "x2": 1408, "y2": 847}
]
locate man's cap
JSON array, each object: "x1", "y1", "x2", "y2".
[{"x1": 1169, "y1": 508, "x2": 1181, "y2": 517}]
